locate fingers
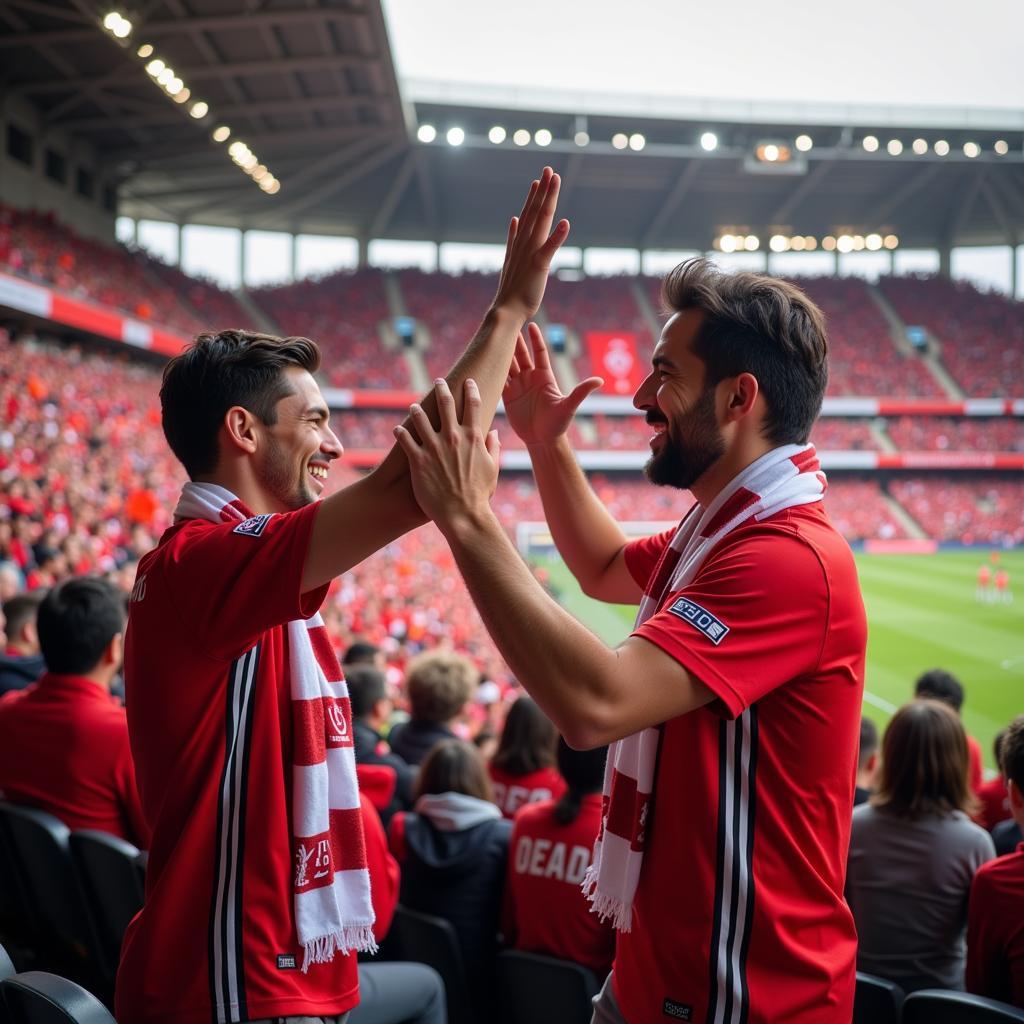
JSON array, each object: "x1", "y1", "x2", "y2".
[
  {"x1": 519, "y1": 167, "x2": 552, "y2": 242},
  {"x1": 566, "y1": 377, "x2": 604, "y2": 410},
  {"x1": 430, "y1": 378, "x2": 458, "y2": 435},
  {"x1": 461, "y1": 378, "x2": 481, "y2": 434},
  {"x1": 537, "y1": 218, "x2": 570, "y2": 266},
  {"x1": 392, "y1": 423, "x2": 419, "y2": 460},
  {"x1": 527, "y1": 322, "x2": 550, "y2": 370},
  {"x1": 515, "y1": 330, "x2": 535, "y2": 372},
  {"x1": 531, "y1": 171, "x2": 561, "y2": 247},
  {"x1": 502, "y1": 216, "x2": 518, "y2": 262},
  {"x1": 485, "y1": 429, "x2": 501, "y2": 462}
]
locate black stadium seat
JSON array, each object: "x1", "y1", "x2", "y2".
[
  {"x1": 902, "y1": 989, "x2": 1024, "y2": 1023},
  {"x1": 497, "y1": 949, "x2": 600, "y2": 1024},
  {"x1": 0, "y1": 971, "x2": 116, "y2": 1024},
  {"x1": 0, "y1": 942, "x2": 14, "y2": 981},
  {"x1": 68, "y1": 832, "x2": 144, "y2": 987},
  {"x1": 853, "y1": 970, "x2": 904, "y2": 1024}
]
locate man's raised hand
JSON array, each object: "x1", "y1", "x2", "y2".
[
  {"x1": 492, "y1": 167, "x2": 570, "y2": 321},
  {"x1": 503, "y1": 323, "x2": 604, "y2": 446}
]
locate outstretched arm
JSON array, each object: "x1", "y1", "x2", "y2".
[
  {"x1": 504, "y1": 325, "x2": 641, "y2": 604},
  {"x1": 302, "y1": 169, "x2": 569, "y2": 593}
]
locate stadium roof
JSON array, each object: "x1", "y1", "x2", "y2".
[{"x1": 4, "y1": 0, "x2": 1024, "y2": 252}]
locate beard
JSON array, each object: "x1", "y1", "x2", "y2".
[
  {"x1": 644, "y1": 384, "x2": 725, "y2": 490},
  {"x1": 261, "y1": 433, "x2": 316, "y2": 511}
]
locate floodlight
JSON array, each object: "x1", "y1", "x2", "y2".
[
  {"x1": 803, "y1": 236, "x2": 817, "y2": 251},
  {"x1": 790, "y1": 236, "x2": 806, "y2": 251},
  {"x1": 173, "y1": 89, "x2": 190, "y2": 104},
  {"x1": 822, "y1": 236, "x2": 837, "y2": 252},
  {"x1": 190, "y1": 101, "x2": 208, "y2": 119},
  {"x1": 744, "y1": 235, "x2": 760, "y2": 251},
  {"x1": 488, "y1": 126, "x2": 506, "y2": 144},
  {"x1": 416, "y1": 124, "x2": 437, "y2": 143},
  {"x1": 264, "y1": 180, "x2": 281, "y2": 195},
  {"x1": 769, "y1": 235, "x2": 789, "y2": 253},
  {"x1": 535, "y1": 129, "x2": 552, "y2": 147},
  {"x1": 963, "y1": 141, "x2": 980, "y2": 158},
  {"x1": 103, "y1": 12, "x2": 120, "y2": 30},
  {"x1": 852, "y1": 235, "x2": 865, "y2": 251},
  {"x1": 114, "y1": 18, "x2": 132, "y2": 38},
  {"x1": 212, "y1": 126, "x2": 231, "y2": 142},
  {"x1": 574, "y1": 130, "x2": 590, "y2": 146},
  {"x1": 934, "y1": 139, "x2": 950, "y2": 155},
  {"x1": 883, "y1": 234, "x2": 899, "y2": 249},
  {"x1": 795, "y1": 134, "x2": 813, "y2": 152},
  {"x1": 836, "y1": 235, "x2": 854, "y2": 253},
  {"x1": 862, "y1": 136, "x2": 879, "y2": 153},
  {"x1": 994, "y1": 140, "x2": 1009, "y2": 155},
  {"x1": 912, "y1": 138, "x2": 928, "y2": 155},
  {"x1": 513, "y1": 129, "x2": 530, "y2": 146},
  {"x1": 719, "y1": 236, "x2": 737, "y2": 253},
  {"x1": 629, "y1": 133, "x2": 645, "y2": 151},
  {"x1": 865, "y1": 234, "x2": 883, "y2": 251},
  {"x1": 145, "y1": 59, "x2": 165, "y2": 76},
  {"x1": 446, "y1": 127, "x2": 465, "y2": 146},
  {"x1": 137, "y1": 43, "x2": 153, "y2": 58},
  {"x1": 157, "y1": 67, "x2": 173, "y2": 86},
  {"x1": 166, "y1": 78, "x2": 183, "y2": 95},
  {"x1": 887, "y1": 139, "x2": 903, "y2": 156},
  {"x1": 612, "y1": 133, "x2": 628, "y2": 150},
  {"x1": 700, "y1": 132, "x2": 718, "y2": 152}
]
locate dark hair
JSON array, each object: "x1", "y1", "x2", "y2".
[
  {"x1": 661, "y1": 258, "x2": 828, "y2": 445},
  {"x1": 554, "y1": 739, "x2": 608, "y2": 825},
  {"x1": 405, "y1": 651, "x2": 476, "y2": 724},
  {"x1": 342, "y1": 641, "x2": 381, "y2": 667},
  {"x1": 491, "y1": 697, "x2": 558, "y2": 777},
  {"x1": 415, "y1": 739, "x2": 493, "y2": 803},
  {"x1": 37, "y1": 577, "x2": 125, "y2": 675},
  {"x1": 1001, "y1": 717, "x2": 1024, "y2": 792},
  {"x1": 345, "y1": 665, "x2": 387, "y2": 719},
  {"x1": 858, "y1": 716, "x2": 879, "y2": 770},
  {"x1": 872, "y1": 700, "x2": 976, "y2": 819},
  {"x1": 3, "y1": 590, "x2": 46, "y2": 640},
  {"x1": 160, "y1": 329, "x2": 320, "y2": 478},
  {"x1": 914, "y1": 668, "x2": 964, "y2": 712}
]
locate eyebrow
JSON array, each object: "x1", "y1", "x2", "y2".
[
  {"x1": 651, "y1": 354, "x2": 676, "y2": 370},
  {"x1": 302, "y1": 405, "x2": 330, "y2": 421}
]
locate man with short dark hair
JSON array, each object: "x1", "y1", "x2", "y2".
[
  {"x1": 342, "y1": 642, "x2": 386, "y2": 671},
  {"x1": 856, "y1": 716, "x2": 880, "y2": 806},
  {"x1": 117, "y1": 169, "x2": 569, "y2": 1024},
  {"x1": 967, "y1": 714, "x2": 1024, "y2": 1008},
  {"x1": 0, "y1": 590, "x2": 46, "y2": 695},
  {"x1": 915, "y1": 668, "x2": 984, "y2": 794},
  {"x1": 0, "y1": 578, "x2": 148, "y2": 846},
  {"x1": 396, "y1": 258, "x2": 867, "y2": 1021}
]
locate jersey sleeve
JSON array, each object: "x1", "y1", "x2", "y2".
[
  {"x1": 966, "y1": 868, "x2": 1004, "y2": 999},
  {"x1": 631, "y1": 527, "x2": 829, "y2": 718},
  {"x1": 163, "y1": 503, "x2": 329, "y2": 661},
  {"x1": 623, "y1": 528, "x2": 675, "y2": 589}
]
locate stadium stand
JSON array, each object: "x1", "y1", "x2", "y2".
[
  {"x1": 888, "y1": 478, "x2": 1024, "y2": 546},
  {"x1": 885, "y1": 416, "x2": 1024, "y2": 452}
]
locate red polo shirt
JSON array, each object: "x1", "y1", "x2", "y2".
[
  {"x1": 967, "y1": 843, "x2": 1024, "y2": 1008},
  {"x1": 0, "y1": 672, "x2": 148, "y2": 847}
]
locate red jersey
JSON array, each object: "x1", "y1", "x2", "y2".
[
  {"x1": 967, "y1": 734, "x2": 985, "y2": 795},
  {"x1": 977, "y1": 777, "x2": 1012, "y2": 831},
  {"x1": 0, "y1": 673, "x2": 148, "y2": 847},
  {"x1": 116, "y1": 504, "x2": 359, "y2": 1024},
  {"x1": 614, "y1": 502, "x2": 866, "y2": 1023},
  {"x1": 505, "y1": 793, "x2": 615, "y2": 977},
  {"x1": 967, "y1": 844, "x2": 1024, "y2": 1008},
  {"x1": 489, "y1": 764, "x2": 567, "y2": 819}
]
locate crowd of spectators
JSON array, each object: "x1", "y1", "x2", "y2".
[
  {"x1": 889, "y1": 477, "x2": 1024, "y2": 546},
  {"x1": 879, "y1": 274, "x2": 1024, "y2": 398},
  {"x1": 885, "y1": 416, "x2": 1024, "y2": 452}
]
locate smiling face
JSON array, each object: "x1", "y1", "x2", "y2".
[
  {"x1": 633, "y1": 308, "x2": 726, "y2": 490},
  {"x1": 257, "y1": 366, "x2": 342, "y2": 512}
]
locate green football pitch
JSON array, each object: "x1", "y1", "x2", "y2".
[{"x1": 532, "y1": 549, "x2": 1023, "y2": 772}]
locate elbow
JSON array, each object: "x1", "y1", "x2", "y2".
[{"x1": 559, "y1": 702, "x2": 617, "y2": 751}]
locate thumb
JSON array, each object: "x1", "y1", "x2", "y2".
[{"x1": 564, "y1": 377, "x2": 604, "y2": 411}]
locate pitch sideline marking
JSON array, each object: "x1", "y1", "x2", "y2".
[{"x1": 862, "y1": 691, "x2": 898, "y2": 714}]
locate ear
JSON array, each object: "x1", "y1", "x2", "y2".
[
  {"x1": 21, "y1": 620, "x2": 38, "y2": 646},
  {"x1": 104, "y1": 632, "x2": 124, "y2": 668},
  {"x1": 867, "y1": 751, "x2": 879, "y2": 774},
  {"x1": 223, "y1": 405, "x2": 261, "y2": 457},
  {"x1": 722, "y1": 371, "x2": 760, "y2": 422}
]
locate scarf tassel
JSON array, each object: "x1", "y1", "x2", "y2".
[{"x1": 301, "y1": 927, "x2": 379, "y2": 973}]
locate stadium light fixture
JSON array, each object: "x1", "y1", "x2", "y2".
[
  {"x1": 612, "y1": 133, "x2": 628, "y2": 150},
  {"x1": 883, "y1": 234, "x2": 899, "y2": 249},
  {"x1": 769, "y1": 234, "x2": 789, "y2": 253},
  {"x1": 137, "y1": 43, "x2": 153, "y2": 58},
  {"x1": 744, "y1": 235, "x2": 760, "y2": 251},
  {"x1": 629, "y1": 133, "x2": 646, "y2": 151},
  {"x1": 446, "y1": 126, "x2": 465, "y2": 146},
  {"x1": 912, "y1": 138, "x2": 928, "y2": 155},
  {"x1": 416, "y1": 124, "x2": 437, "y2": 143},
  {"x1": 173, "y1": 88, "x2": 190, "y2": 104},
  {"x1": 488, "y1": 126, "x2": 506, "y2": 144},
  {"x1": 822, "y1": 236, "x2": 837, "y2": 252},
  {"x1": 700, "y1": 132, "x2": 718, "y2": 152},
  {"x1": 718, "y1": 235, "x2": 737, "y2": 253},
  {"x1": 190, "y1": 101, "x2": 208, "y2": 119},
  {"x1": 145, "y1": 59, "x2": 165, "y2": 76},
  {"x1": 887, "y1": 139, "x2": 903, "y2": 156},
  {"x1": 836, "y1": 235, "x2": 854, "y2": 253},
  {"x1": 795, "y1": 134, "x2": 813, "y2": 152},
  {"x1": 212, "y1": 126, "x2": 231, "y2": 143},
  {"x1": 157, "y1": 67, "x2": 174, "y2": 86},
  {"x1": 865, "y1": 233, "x2": 883, "y2": 251},
  {"x1": 535, "y1": 129, "x2": 553, "y2": 147},
  {"x1": 994, "y1": 140, "x2": 1009, "y2": 155},
  {"x1": 851, "y1": 235, "x2": 865, "y2": 251},
  {"x1": 803, "y1": 236, "x2": 817, "y2": 251},
  {"x1": 963, "y1": 141, "x2": 980, "y2": 158},
  {"x1": 790, "y1": 236, "x2": 806, "y2": 251},
  {"x1": 574, "y1": 130, "x2": 590, "y2": 146},
  {"x1": 513, "y1": 129, "x2": 531, "y2": 146},
  {"x1": 103, "y1": 12, "x2": 132, "y2": 38},
  {"x1": 862, "y1": 135, "x2": 879, "y2": 153},
  {"x1": 934, "y1": 139, "x2": 950, "y2": 155}
]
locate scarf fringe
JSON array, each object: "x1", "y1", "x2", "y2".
[{"x1": 301, "y1": 927, "x2": 379, "y2": 973}]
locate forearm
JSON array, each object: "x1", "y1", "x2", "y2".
[
  {"x1": 526, "y1": 435, "x2": 630, "y2": 595},
  {"x1": 440, "y1": 507, "x2": 622, "y2": 747}
]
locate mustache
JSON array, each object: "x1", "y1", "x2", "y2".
[{"x1": 645, "y1": 412, "x2": 668, "y2": 426}]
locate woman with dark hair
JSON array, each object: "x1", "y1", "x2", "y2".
[
  {"x1": 388, "y1": 739, "x2": 512, "y2": 1010},
  {"x1": 503, "y1": 739, "x2": 615, "y2": 978},
  {"x1": 846, "y1": 699, "x2": 995, "y2": 993},
  {"x1": 488, "y1": 696, "x2": 566, "y2": 818}
]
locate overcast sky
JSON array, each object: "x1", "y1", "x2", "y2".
[{"x1": 382, "y1": 0, "x2": 1024, "y2": 113}]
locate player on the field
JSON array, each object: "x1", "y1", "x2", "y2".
[
  {"x1": 395, "y1": 260, "x2": 867, "y2": 1022},
  {"x1": 977, "y1": 562, "x2": 992, "y2": 602},
  {"x1": 115, "y1": 167, "x2": 569, "y2": 1024},
  {"x1": 995, "y1": 568, "x2": 1012, "y2": 605}
]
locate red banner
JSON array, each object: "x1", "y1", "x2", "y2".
[{"x1": 586, "y1": 331, "x2": 645, "y2": 396}]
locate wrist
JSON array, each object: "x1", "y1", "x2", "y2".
[
  {"x1": 487, "y1": 301, "x2": 530, "y2": 329},
  {"x1": 439, "y1": 503, "x2": 498, "y2": 543},
  {"x1": 526, "y1": 434, "x2": 573, "y2": 458}
]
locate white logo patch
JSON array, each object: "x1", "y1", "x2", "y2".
[
  {"x1": 233, "y1": 513, "x2": 273, "y2": 538},
  {"x1": 667, "y1": 597, "x2": 730, "y2": 645}
]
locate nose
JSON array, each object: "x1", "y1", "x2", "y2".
[
  {"x1": 633, "y1": 370, "x2": 656, "y2": 411},
  {"x1": 322, "y1": 424, "x2": 343, "y2": 459}
]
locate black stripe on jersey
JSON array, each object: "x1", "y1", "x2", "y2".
[
  {"x1": 232, "y1": 643, "x2": 260, "y2": 1023},
  {"x1": 705, "y1": 717, "x2": 730, "y2": 1023},
  {"x1": 736, "y1": 707, "x2": 759, "y2": 1024},
  {"x1": 721, "y1": 713, "x2": 747, "y2": 1024}
]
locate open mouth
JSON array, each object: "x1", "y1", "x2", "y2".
[
  {"x1": 649, "y1": 421, "x2": 668, "y2": 446},
  {"x1": 307, "y1": 463, "x2": 329, "y2": 484}
]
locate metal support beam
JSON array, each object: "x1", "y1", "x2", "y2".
[
  {"x1": 641, "y1": 160, "x2": 702, "y2": 248},
  {"x1": 367, "y1": 151, "x2": 416, "y2": 239},
  {"x1": 864, "y1": 163, "x2": 943, "y2": 230},
  {"x1": 769, "y1": 159, "x2": 832, "y2": 226}
]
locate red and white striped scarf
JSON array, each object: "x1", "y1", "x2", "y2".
[
  {"x1": 582, "y1": 445, "x2": 827, "y2": 931},
  {"x1": 174, "y1": 482, "x2": 376, "y2": 970}
]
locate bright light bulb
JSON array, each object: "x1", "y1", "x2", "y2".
[
  {"x1": 212, "y1": 126, "x2": 231, "y2": 143},
  {"x1": 887, "y1": 139, "x2": 903, "y2": 156},
  {"x1": 852, "y1": 235, "x2": 865, "y2": 251},
  {"x1": 574, "y1": 131, "x2": 589, "y2": 146},
  {"x1": 513, "y1": 129, "x2": 530, "y2": 146},
  {"x1": 446, "y1": 126, "x2": 465, "y2": 146},
  {"x1": 488, "y1": 126, "x2": 506, "y2": 144},
  {"x1": 137, "y1": 43, "x2": 153, "y2": 58},
  {"x1": 822, "y1": 236, "x2": 837, "y2": 251},
  {"x1": 629, "y1": 133, "x2": 646, "y2": 151},
  {"x1": 700, "y1": 132, "x2": 718, "y2": 152},
  {"x1": 719, "y1": 236, "x2": 737, "y2": 253},
  {"x1": 865, "y1": 233, "x2": 883, "y2": 250},
  {"x1": 769, "y1": 234, "x2": 789, "y2": 253},
  {"x1": 190, "y1": 101, "x2": 208, "y2": 119},
  {"x1": 416, "y1": 124, "x2": 436, "y2": 143},
  {"x1": 795, "y1": 134, "x2": 813, "y2": 152},
  {"x1": 612, "y1": 133, "x2": 628, "y2": 150},
  {"x1": 912, "y1": 138, "x2": 928, "y2": 155},
  {"x1": 862, "y1": 135, "x2": 879, "y2": 153},
  {"x1": 994, "y1": 140, "x2": 1009, "y2": 155},
  {"x1": 934, "y1": 139, "x2": 950, "y2": 156},
  {"x1": 804, "y1": 236, "x2": 817, "y2": 251},
  {"x1": 145, "y1": 59, "x2": 165, "y2": 76},
  {"x1": 790, "y1": 236, "x2": 806, "y2": 251},
  {"x1": 535, "y1": 129, "x2": 552, "y2": 147},
  {"x1": 173, "y1": 88, "x2": 190, "y2": 104},
  {"x1": 883, "y1": 234, "x2": 899, "y2": 249},
  {"x1": 762, "y1": 144, "x2": 780, "y2": 162},
  {"x1": 157, "y1": 67, "x2": 173, "y2": 85},
  {"x1": 963, "y1": 141, "x2": 980, "y2": 158},
  {"x1": 744, "y1": 235, "x2": 760, "y2": 251},
  {"x1": 103, "y1": 12, "x2": 120, "y2": 30}
]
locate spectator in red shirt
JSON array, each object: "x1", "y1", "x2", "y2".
[
  {"x1": 0, "y1": 590, "x2": 46, "y2": 695},
  {"x1": 977, "y1": 728, "x2": 1013, "y2": 831},
  {"x1": 0, "y1": 577, "x2": 148, "y2": 847},
  {"x1": 967, "y1": 714, "x2": 1024, "y2": 1008},
  {"x1": 504, "y1": 739, "x2": 615, "y2": 977},
  {"x1": 915, "y1": 669, "x2": 984, "y2": 795},
  {"x1": 488, "y1": 695, "x2": 566, "y2": 819}
]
